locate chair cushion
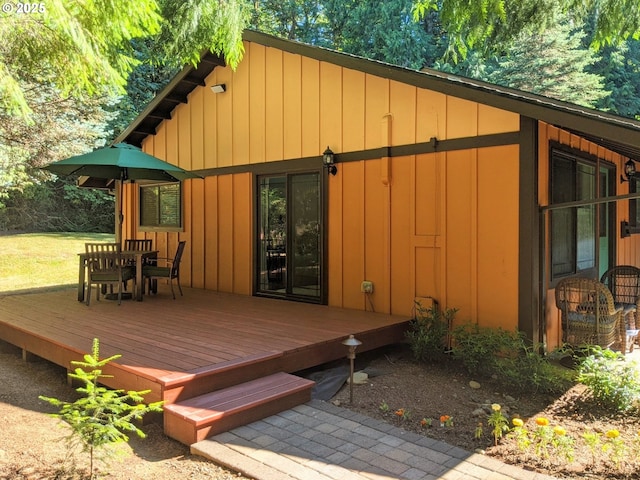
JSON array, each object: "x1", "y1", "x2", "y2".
[
  {"x1": 567, "y1": 311, "x2": 619, "y2": 325},
  {"x1": 615, "y1": 303, "x2": 637, "y2": 315},
  {"x1": 143, "y1": 266, "x2": 171, "y2": 277},
  {"x1": 91, "y1": 270, "x2": 133, "y2": 282}
]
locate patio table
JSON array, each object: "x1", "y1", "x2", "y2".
[{"x1": 78, "y1": 249, "x2": 158, "y2": 302}]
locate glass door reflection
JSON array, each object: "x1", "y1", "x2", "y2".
[{"x1": 257, "y1": 172, "x2": 321, "y2": 301}]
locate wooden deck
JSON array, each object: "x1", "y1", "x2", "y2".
[{"x1": 0, "y1": 286, "x2": 410, "y2": 441}]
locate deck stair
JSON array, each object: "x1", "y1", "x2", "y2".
[
  {"x1": 159, "y1": 350, "x2": 285, "y2": 405},
  {"x1": 163, "y1": 372, "x2": 315, "y2": 445}
]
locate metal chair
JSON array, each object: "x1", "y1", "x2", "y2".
[
  {"x1": 143, "y1": 241, "x2": 186, "y2": 299},
  {"x1": 555, "y1": 277, "x2": 623, "y2": 350},
  {"x1": 84, "y1": 243, "x2": 135, "y2": 306},
  {"x1": 601, "y1": 265, "x2": 640, "y2": 352}
]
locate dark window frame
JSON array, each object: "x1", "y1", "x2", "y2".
[
  {"x1": 549, "y1": 143, "x2": 615, "y2": 285},
  {"x1": 138, "y1": 182, "x2": 183, "y2": 232},
  {"x1": 629, "y1": 178, "x2": 640, "y2": 234},
  {"x1": 253, "y1": 168, "x2": 328, "y2": 305}
]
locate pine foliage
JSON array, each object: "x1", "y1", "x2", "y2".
[
  {"x1": 486, "y1": 23, "x2": 609, "y2": 108},
  {"x1": 39, "y1": 338, "x2": 164, "y2": 479}
]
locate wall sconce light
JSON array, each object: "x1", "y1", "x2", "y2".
[
  {"x1": 323, "y1": 146, "x2": 337, "y2": 176},
  {"x1": 341, "y1": 334, "x2": 362, "y2": 404},
  {"x1": 622, "y1": 220, "x2": 632, "y2": 238},
  {"x1": 210, "y1": 83, "x2": 226, "y2": 94},
  {"x1": 621, "y1": 159, "x2": 636, "y2": 183}
]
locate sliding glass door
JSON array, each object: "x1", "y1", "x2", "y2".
[{"x1": 257, "y1": 172, "x2": 322, "y2": 301}]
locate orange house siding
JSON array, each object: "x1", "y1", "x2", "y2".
[{"x1": 125, "y1": 40, "x2": 521, "y2": 329}]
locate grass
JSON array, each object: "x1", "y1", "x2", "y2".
[{"x1": 0, "y1": 232, "x2": 114, "y2": 292}]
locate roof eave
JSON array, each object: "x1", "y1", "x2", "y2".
[{"x1": 115, "y1": 51, "x2": 225, "y2": 147}]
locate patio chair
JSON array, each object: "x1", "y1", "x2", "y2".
[
  {"x1": 123, "y1": 238, "x2": 153, "y2": 252},
  {"x1": 600, "y1": 265, "x2": 640, "y2": 352},
  {"x1": 122, "y1": 238, "x2": 155, "y2": 291},
  {"x1": 143, "y1": 241, "x2": 186, "y2": 299},
  {"x1": 84, "y1": 243, "x2": 135, "y2": 306},
  {"x1": 555, "y1": 277, "x2": 623, "y2": 350}
]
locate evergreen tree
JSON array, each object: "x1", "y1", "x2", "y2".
[
  {"x1": 0, "y1": 0, "x2": 162, "y2": 118},
  {"x1": 1, "y1": 1, "x2": 248, "y2": 228},
  {"x1": 0, "y1": 83, "x2": 113, "y2": 198},
  {"x1": 105, "y1": 39, "x2": 178, "y2": 142},
  {"x1": 157, "y1": 0, "x2": 249, "y2": 70},
  {"x1": 250, "y1": 0, "x2": 326, "y2": 45},
  {"x1": 591, "y1": 39, "x2": 640, "y2": 119},
  {"x1": 323, "y1": 0, "x2": 431, "y2": 69},
  {"x1": 250, "y1": 0, "x2": 435, "y2": 69},
  {"x1": 486, "y1": 23, "x2": 609, "y2": 108},
  {"x1": 412, "y1": 0, "x2": 640, "y2": 62}
]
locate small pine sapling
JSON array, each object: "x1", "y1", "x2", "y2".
[{"x1": 40, "y1": 338, "x2": 164, "y2": 479}]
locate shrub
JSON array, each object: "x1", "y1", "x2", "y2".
[
  {"x1": 40, "y1": 338, "x2": 164, "y2": 479},
  {"x1": 452, "y1": 323, "x2": 572, "y2": 393},
  {"x1": 450, "y1": 323, "x2": 516, "y2": 375},
  {"x1": 493, "y1": 338, "x2": 574, "y2": 393},
  {"x1": 405, "y1": 303, "x2": 457, "y2": 362},
  {"x1": 576, "y1": 347, "x2": 640, "y2": 412}
]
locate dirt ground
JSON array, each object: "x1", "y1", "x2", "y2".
[
  {"x1": 2, "y1": 339, "x2": 640, "y2": 479},
  {"x1": 331, "y1": 344, "x2": 640, "y2": 479},
  {"x1": 0, "y1": 340, "x2": 250, "y2": 480}
]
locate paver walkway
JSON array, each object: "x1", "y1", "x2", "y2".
[{"x1": 193, "y1": 400, "x2": 557, "y2": 480}]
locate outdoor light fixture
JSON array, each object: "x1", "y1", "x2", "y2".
[
  {"x1": 341, "y1": 334, "x2": 362, "y2": 404},
  {"x1": 323, "y1": 146, "x2": 337, "y2": 176},
  {"x1": 211, "y1": 83, "x2": 226, "y2": 94},
  {"x1": 621, "y1": 159, "x2": 636, "y2": 183}
]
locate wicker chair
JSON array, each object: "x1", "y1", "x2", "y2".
[
  {"x1": 555, "y1": 277, "x2": 623, "y2": 349},
  {"x1": 601, "y1": 265, "x2": 640, "y2": 352}
]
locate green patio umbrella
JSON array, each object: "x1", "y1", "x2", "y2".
[
  {"x1": 43, "y1": 143, "x2": 201, "y2": 242},
  {"x1": 43, "y1": 143, "x2": 200, "y2": 182}
]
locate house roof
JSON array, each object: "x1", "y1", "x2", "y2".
[{"x1": 116, "y1": 30, "x2": 640, "y2": 162}]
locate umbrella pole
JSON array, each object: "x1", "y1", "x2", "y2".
[
  {"x1": 115, "y1": 180, "x2": 123, "y2": 246},
  {"x1": 106, "y1": 178, "x2": 132, "y2": 301}
]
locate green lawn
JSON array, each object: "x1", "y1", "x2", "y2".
[{"x1": 0, "y1": 232, "x2": 114, "y2": 292}]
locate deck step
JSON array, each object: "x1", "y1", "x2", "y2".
[
  {"x1": 159, "y1": 350, "x2": 284, "y2": 405},
  {"x1": 163, "y1": 372, "x2": 315, "y2": 445}
]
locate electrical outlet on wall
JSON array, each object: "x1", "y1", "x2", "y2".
[{"x1": 361, "y1": 281, "x2": 373, "y2": 293}]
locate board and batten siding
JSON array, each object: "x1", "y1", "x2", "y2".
[{"x1": 124, "y1": 40, "x2": 521, "y2": 329}]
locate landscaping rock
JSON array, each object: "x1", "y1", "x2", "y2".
[{"x1": 348, "y1": 371, "x2": 369, "y2": 384}]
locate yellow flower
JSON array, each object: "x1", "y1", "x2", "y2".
[
  {"x1": 440, "y1": 415, "x2": 450, "y2": 423},
  {"x1": 395, "y1": 408, "x2": 405, "y2": 417},
  {"x1": 512, "y1": 418, "x2": 524, "y2": 427},
  {"x1": 491, "y1": 403, "x2": 501, "y2": 411},
  {"x1": 606, "y1": 429, "x2": 620, "y2": 439},
  {"x1": 553, "y1": 426, "x2": 566, "y2": 436},
  {"x1": 535, "y1": 417, "x2": 549, "y2": 426}
]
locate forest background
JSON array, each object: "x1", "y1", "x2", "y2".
[{"x1": 1, "y1": 0, "x2": 639, "y2": 233}]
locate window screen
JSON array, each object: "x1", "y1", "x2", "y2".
[{"x1": 140, "y1": 183, "x2": 181, "y2": 228}]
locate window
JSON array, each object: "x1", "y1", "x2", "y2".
[
  {"x1": 139, "y1": 183, "x2": 182, "y2": 229},
  {"x1": 550, "y1": 147, "x2": 615, "y2": 282},
  {"x1": 629, "y1": 178, "x2": 640, "y2": 233}
]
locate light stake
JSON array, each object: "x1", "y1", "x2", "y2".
[{"x1": 341, "y1": 334, "x2": 362, "y2": 404}]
